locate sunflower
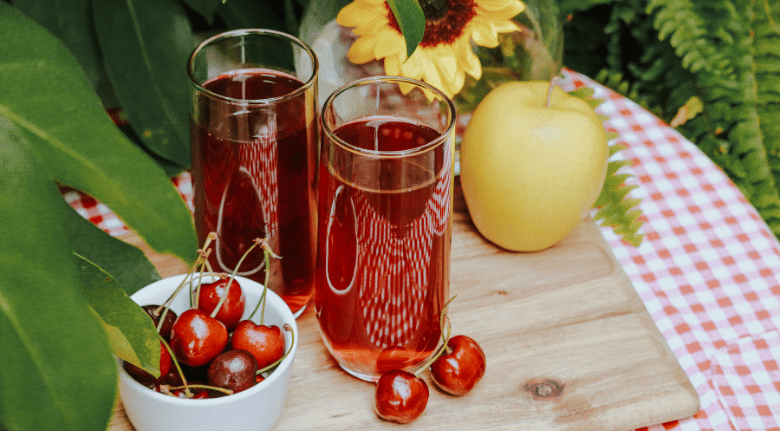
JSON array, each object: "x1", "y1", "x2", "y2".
[{"x1": 336, "y1": 0, "x2": 525, "y2": 98}]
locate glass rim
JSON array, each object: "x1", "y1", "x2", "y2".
[
  {"x1": 187, "y1": 28, "x2": 319, "y2": 105},
  {"x1": 321, "y1": 76, "x2": 457, "y2": 159}
]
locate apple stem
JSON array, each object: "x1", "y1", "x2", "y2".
[
  {"x1": 256, "y1": 323, "x2": 295, "y2": 375},
  {"x1": 545, "y1": 75, "x2": 559, "y2": 108}
]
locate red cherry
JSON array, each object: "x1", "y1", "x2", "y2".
[
  {"x1": 169, "y1": 309, "x2": 228, "y2": 367},
  {"x1": 123, "y1": 341, "x2": 172, "y2": 386},
  {"x1": 207, "y1": 349, "x2": 258, "y2": 394},
  {"x1": 141, "y1": 304, "x2": 178, "y2": 339},
  {"x1": 197, "y1": 277, "x2": 246, "y2": 330},
  {"x1": 231, "y1": 320, "x2": 285, "y2": 370},
  {"x1": 374, "y1": 370, "x2": 429, "y2": 424},
  {"x1": 429, "y1": 335, "x2": 486, "y2": 396}
]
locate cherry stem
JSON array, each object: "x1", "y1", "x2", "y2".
[
  {"x1": 192, "y1": 249, "x2": 213, "y2": 308},
  {"x1": 247, "y1": 239, "x2": 280, "y2": 324},
  {"x1": 158, "y1": 232, "x2": 217, "y2": 314},
  {"x1": 544, "y1": 75, "x2": 559, "y2": 108},
  {"x1": 159, "y1": 335, "x2": 191, "y2": 398},
  {"x1": 168, "y1": 384, "x2": 233, "y2": 397},
  {"x1": 256, "y1": 323, "x2": 295, "y2": 375},
  {"x1": 410, "y1": 295, "x2": 456, "y2": 378},
  {"x1": 209, "y1": 237, "x2": 263, "y2": 320}
]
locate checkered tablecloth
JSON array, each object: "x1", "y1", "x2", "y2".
[{"x1": 65, "y1": 70, "x2": 780, "y2": 431}]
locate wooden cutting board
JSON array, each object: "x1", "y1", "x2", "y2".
[{"x1": 109, "y1": 179, "x2": 699, "y2": 431}]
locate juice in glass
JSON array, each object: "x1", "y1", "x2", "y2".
[
  {"x1": 188, "y1": 30, "x2": 318, "y2": 315},
  {"x1": 316, "y1": 77, "x2": 455, "y2": 381}
]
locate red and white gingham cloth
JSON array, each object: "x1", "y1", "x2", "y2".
[{"x1": 65, "y1": 70, "x2": 780, "y2": 431}]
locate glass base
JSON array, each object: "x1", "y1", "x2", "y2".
[
  {"x1": 291, "y1": 302, "x2": 307, "y2": 319},
  {"x1": 336, "y1": 356, "x2": 432, "y2": 383},
  {"x1": 339, "y1": 365, "x2": 381, "y2": 383}
]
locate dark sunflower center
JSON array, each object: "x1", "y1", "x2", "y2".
[
  {"x1": 420, "y1": 0, "x2": 448, "y2": 21},
  {"x1": 386, "y1": 0, "x2": 477, "y2": 48}
]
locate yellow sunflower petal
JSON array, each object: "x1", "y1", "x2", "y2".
[
  {"x1": 432, "y1": 48, "x2": 460, "y2": 85},
  {"x1": 475, "y1": 0, "x2": 525, "y2": 15},
  {"x1": 398, "y1": 51, "x2": 427, "y2": 79},
  {"x1": 469, "y1": 21, "x2": 501, "y2": 47},
  {"x1": 456, "y1": 37, "x2": 482, "y2": 80},
  {"x1": 372, "y1": 28, "x2": 405, "y2": 59},
  {"x1": 421, "y1": 59, "x2": 446, "y2": 96},
  {"x1": 352, "y1": 13, "x2": 391, "y2": 36},
  {"x1": 347, "y1": 35, "x2": 379, "y2": 64},
  {"x1": 383, "y1": 54, "x2": 404, "y2": 77},
  {"x1": 337, "y1": 1, "x2": 383, "y2": 28},
  {"x1": 447, "y1": 70, "x2": 466, "y2": 96}
]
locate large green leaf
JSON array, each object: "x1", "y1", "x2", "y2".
[
  {"x1": 75, "y1": 255, "x2": 161, "y2": 376},
  {"x1": 387, "y1": 0, "x2": 425, "y2": 59},
  {"x1": 218, "y1": 0, "x2": 288, "y2": 31},
  {"x1": 299, "y1": 0, "x2": 351, "y2": 44},
  {"x1": 0, "y1": 4, "x2": 198, "y2": 264},
  {"x1": 92, "y1": 0, "x2": 196, "y2": 169},
  {"x1": 0, "y1": 114, "x2": 117, "y2": 431},
  {"x1": 181, "y1": 0, "x2": 223, "y2": 22},
  {"x1": 11, "y1": 0, "x2": 102, "y2": 87},
  {"x1": 65, "y1": 204, "x2": 161, "y2": 295}
]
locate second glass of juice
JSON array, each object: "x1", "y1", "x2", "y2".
[
  {"x1": 317, "y1": 76, "x2": 456, "y2": 381},
  {"x1": 187, "y1": 29, "x2": 319, "y2": 316}
]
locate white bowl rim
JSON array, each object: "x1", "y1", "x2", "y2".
[{"x1": 118, "y1": 273, "x2": 299, "y2": 406}]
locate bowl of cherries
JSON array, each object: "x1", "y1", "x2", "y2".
[{"x1": 118, "y1": 240, "x2": 297, "y2": 431}]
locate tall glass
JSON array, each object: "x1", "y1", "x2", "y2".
[
  {"x1": 316, "y1": 76, "x2": 456, "y2": 381},
  {"x1": 188, "y1": 29, "x2": 319, "y2": 316}
]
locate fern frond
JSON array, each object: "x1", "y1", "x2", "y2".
[{"x1": 567, "y1": 89, "x2": 644, "y2": 246}]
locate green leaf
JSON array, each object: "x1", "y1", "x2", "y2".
[
  {"x1": 0, "y1": 113, "x2": 117, "y2": 431},
  {"x1": 92, "y1": 0, "x2": 196, "y2": 169},
  {"x1": 65, "y1": 205, "x2": 161, "y2": 295},
  {"x1": 75, "y1": 255, "x2": 161, "y2": 376},
  {"x1": 387, "y1": 0, "x2": 425, "y2": 59},
  {"x1": 181, "y1": 0, "x2": 223, "y2": 22},
  {"x1": 567, "y1": 90, "x2": 644, "y2": 246},
  {"x1": 11, "y1": 0, "x2": 102, "y2": 87},
  {"x1": 557, "y1": 0, "x2": 618, "y2": 15},
  {"x1": 299, "y1": 0, "x2": 353, "y2": 44},
  {"x1": 218, "y1": 0, "x2": 287, "y2": 31},
  {"x1": 0, "y1": 5, "x2": 198, "y2": 264}
]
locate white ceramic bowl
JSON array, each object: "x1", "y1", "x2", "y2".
[{"x1": 118, "y1": 273, "x2": 298, "y2": 431}]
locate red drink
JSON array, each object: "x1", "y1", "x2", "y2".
[
  {"x1": 315, "y1": 116, "x2": 452, "y2": 380},
  {"x1": 191, "y1": 68, "x2": 317, "y2": 315}
]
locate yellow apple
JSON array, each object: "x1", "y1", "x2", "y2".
[{"x1": 460, "y1": 81, "x2": 608, "y2": 252}]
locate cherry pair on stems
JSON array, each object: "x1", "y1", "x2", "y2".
[
  {"x1": 374, "y1": 297, "x2": 487, "y2": 424},
  {"x1": 125, "y1": 234, "x2": 290, "y2": 398}
]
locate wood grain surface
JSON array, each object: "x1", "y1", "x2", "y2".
[{"x1": 110, "y1": 180, "x2": 699, "y2": 431}]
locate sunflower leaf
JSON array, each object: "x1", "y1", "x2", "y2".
[{"x1": 387, "y1": 0, "x2": 425, "y2": 58}]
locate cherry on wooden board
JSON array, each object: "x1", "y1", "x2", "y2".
[
  {"x1": 374, "y1": 369, "x2": 429, "y2": 424},
  {"x1": 430, "y1": 335, "x2": 486, "y2": 396}
]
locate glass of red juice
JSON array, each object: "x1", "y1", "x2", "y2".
[
  {"x1": 187, "y1": 29, "x2": 319, "y2": 317},
  {"x1": 316, "y1": 76, "x2": 456, "y2": 381}
]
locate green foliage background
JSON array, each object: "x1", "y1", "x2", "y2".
[{"x1": 559, "y1": 0, "x2": 780, "y2": 237}]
